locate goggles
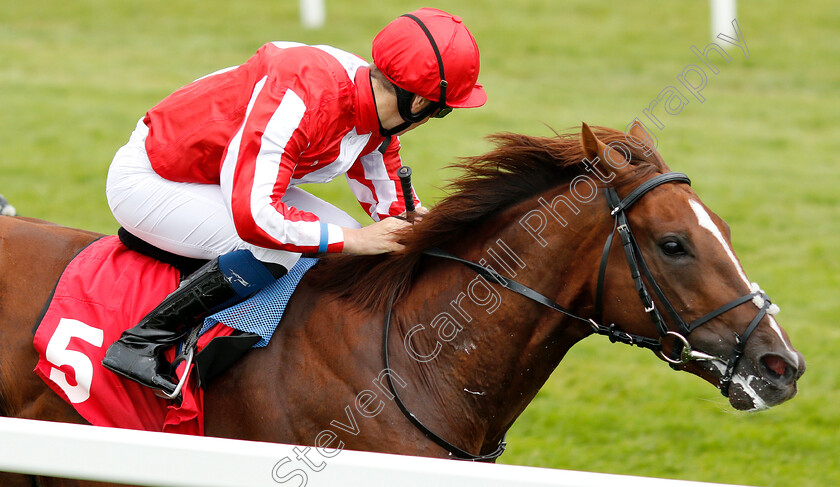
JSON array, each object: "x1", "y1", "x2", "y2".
[{"x1": 432, "y1": 106, "x2": 453, "y2": 119}]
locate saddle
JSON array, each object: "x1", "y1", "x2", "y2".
[
  {"x1": 116, "y1": 228, "x2": 260, "y2": 387},
  {"x1": 33, "y1": 231, "x2": 316, "y2": 434}
]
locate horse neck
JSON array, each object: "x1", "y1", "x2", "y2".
[{"x1": 392, "y1": 185, "x2": 611, "y2": 453}]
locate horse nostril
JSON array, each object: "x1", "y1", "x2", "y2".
[{"x1": 762, "y1": 354, "x2": 795, "y2": 383}]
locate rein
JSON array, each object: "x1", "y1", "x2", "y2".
[
  {"x1": 382, "y1": 171, "x2": 775, "y2": 461},
  {"x1": 382, "y1": 293, "x2": 507, "y2": 462}
]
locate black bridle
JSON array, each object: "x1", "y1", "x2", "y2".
[{"x1": 382, "y1": 172, "x2": 776, "y2": 461}]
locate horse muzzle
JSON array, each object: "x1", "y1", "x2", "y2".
[{"x1": 715, "y1": 345, "x2": 805, "y2": 411}]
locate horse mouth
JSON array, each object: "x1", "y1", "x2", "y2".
[
  {"x1": 727, "y1": 352, "x2": 804, "y2": 411},
  {"x1": 689, "y1": 349, "x2": 804, "y2": 411}
]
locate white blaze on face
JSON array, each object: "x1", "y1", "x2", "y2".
[
  {"x1": 688, "y1": 199, "x2": 798, "y2": 362},
  {"x1": 689, "y1": 200, "x2": 750, "y2": 286}
]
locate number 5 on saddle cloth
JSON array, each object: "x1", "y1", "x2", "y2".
[{"x1": 35, "y1": 230, "x2": 317, "y2": 420}]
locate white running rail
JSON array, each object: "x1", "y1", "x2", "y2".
[{"x1": 0, "y1": 417, "x2": 753, "y2": 487}]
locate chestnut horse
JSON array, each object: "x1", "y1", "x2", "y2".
[{"x1": 0, "y1": 124, "x2": 804, "y2": 486}]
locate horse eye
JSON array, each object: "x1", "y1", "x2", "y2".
[{"x1": 660, "y1": 239, "x2": 686, "y2": 257}]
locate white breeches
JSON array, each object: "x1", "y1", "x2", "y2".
[{"x1": 106, "y1": 119, "x2": 361, "y2": 269}]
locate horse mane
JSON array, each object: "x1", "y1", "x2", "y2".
[{"x1": 307, "y1": 126, "x2": 666, "y2": 311}]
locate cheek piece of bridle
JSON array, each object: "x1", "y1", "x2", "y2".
[{"x1": 382, "y1": 171, "x2": 777, "y2": 462}]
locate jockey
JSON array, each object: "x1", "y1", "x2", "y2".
[{"x1": 102, "y1": 7, "x2": 486, "y2": 396}]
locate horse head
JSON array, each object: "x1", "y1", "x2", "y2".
[{"x1": 581, "y1": 121, "x2": 804, "y2": 411}]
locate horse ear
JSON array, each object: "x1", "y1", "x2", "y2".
[
  {"x1": 580, "y1": 122, "x2": 631, "y2": 172},
  {"x1": 580, "y1": 122, "x2": 600, "y2": 161},
  {"x1": 626, "y1": 119, "x2": 659, "y2": 158}
]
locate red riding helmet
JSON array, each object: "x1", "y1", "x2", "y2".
[{"x1": 372, "y1": 8, "x2": 486, "y2": 123}]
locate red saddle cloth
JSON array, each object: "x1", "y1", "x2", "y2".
[{"x1": 33, "y1": 236, "x2": 234, "y2": 435}]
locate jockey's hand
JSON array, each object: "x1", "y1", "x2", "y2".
[
  {"x1": 402, "y1": 205, "x2": 429, "y2": 222},
  {"x1": 342, "y1": 217, "x2": 412, "y2": 255}
]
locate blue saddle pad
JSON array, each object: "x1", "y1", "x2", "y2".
[{"x1": 200, "y1": 257, "x2": 318, "y2": 347}]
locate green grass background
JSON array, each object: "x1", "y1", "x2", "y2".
[{"x1": 2, "y1": 1, "x2": 837, "y2": 485}]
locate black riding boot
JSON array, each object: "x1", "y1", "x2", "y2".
[{"x1": 102, "y1": 257, "x2": 238, "y2": 396}]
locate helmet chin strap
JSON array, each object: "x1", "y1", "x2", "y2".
[
  {"x1": 379, "y1": 120, "x2": 412, "y2": 138},
  {"x1": 379, "y1": 88, "x2": 443, "y2": 137},
  {"x1": 370, "y1": 71, "x2": 414, "y2": 138},
  {"x1": 377, "y1": 107, "x2": 412, "y2": 137}
]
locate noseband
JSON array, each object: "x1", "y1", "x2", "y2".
[{"x1": 382, "y1": 171, "x2": 777, "y2": 461}]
